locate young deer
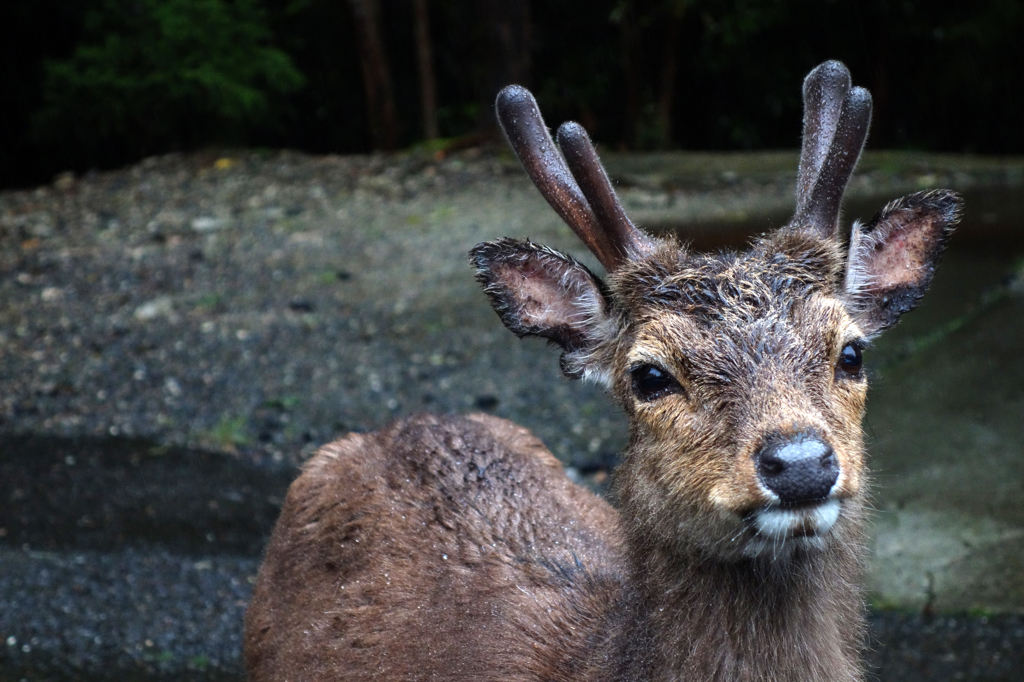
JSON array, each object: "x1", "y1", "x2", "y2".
[{"x1": 244, "y1": 61, "x2": 962, "y2": 681}]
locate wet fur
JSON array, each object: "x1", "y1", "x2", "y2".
[{"x1": 245, "y1": 413, "x2": 631, "y2": 681}]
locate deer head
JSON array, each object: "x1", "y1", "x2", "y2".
[{"x1": 471, "y1": 62, "x2": 961, "y2": 566}]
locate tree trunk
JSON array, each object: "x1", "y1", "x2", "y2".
[
  {"x1": 654, "y1": 7, "x2": 683, "y2": 149},
  {"x1": 618, "y1": 5, "x2": 643, "y2": 148},
  {"x1": 412, "y1": 0, "x2": 438, "y2": 140},
  {"x1": 349, "y1": 0, "x2": 399, "y2": 150},
  {"x1": 478, "y1": 0, "x2": 531, "y2": 137}
]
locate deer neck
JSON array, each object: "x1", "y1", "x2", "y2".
[{"x1": 616, "y1": 513, "x2": 867, "y2": 682}]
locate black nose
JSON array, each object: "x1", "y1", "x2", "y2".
[{"x1": 755, "y1": 436, "x2": 839, "y2": 505}]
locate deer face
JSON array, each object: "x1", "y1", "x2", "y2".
[
  {"x1": 604, "y1": 237, "x2": 869, "y2": 561},
  {"x1": 472, "y1": 63, "x2": 961, "y2": 563}
]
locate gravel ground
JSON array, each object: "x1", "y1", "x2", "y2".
[
  {"x1": 2, "y1": 148, "x2": 1023, "y2": 680},
  {"x1": 0, "y1": 148, "x2": 629, "y2": 465}
]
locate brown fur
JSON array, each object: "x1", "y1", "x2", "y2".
[
  {"x1": 245, "y1": 413, "x2": 629, "y2": 681},
  {"x1": 244, "y1": 63, "x2": 963, "y2": 681}
]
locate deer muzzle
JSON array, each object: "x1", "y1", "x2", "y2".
[{"x1": 743, "y1": 433, "x2": 844, "y2": 553}]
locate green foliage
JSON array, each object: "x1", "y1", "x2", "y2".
[
  {"x1": 202, "y1": 414, "x2": 252, "y2": 450},
  {"x1": 34, "y1": 0, "x2": 304, "y2": 152}
]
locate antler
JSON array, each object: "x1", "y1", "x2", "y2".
[
  {"x1": 555, "y1": 122, "x2": 653, "y2": 262},
  {"x1": 795, "y1": 61, "x2": 873, "y2": 240},
  {"x1": 495, "y1": 85, "x2": 651, "y2": 270}
]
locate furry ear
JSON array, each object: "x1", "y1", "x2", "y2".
[
  {"x1": 470, "y1": 238, "x2": 616, "y2": 382},
  {"x1": 844, "y1": 190, "x2": 963, "y2": 336}
]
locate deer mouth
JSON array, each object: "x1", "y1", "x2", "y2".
[{"x1": 741, "y1": 498, "x2": 841, "y2": 555}]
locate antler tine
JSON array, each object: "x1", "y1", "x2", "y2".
[
  {"x1": 799, "y1": 86, "x2": 872, "y2": 239},
  {"x1": 495, "y1": 86, "x2": 621, "y2": 270},
  {"x1": 797, "y1": 61, "x2": 852, "y2": 214},
  {"x1": 556, "y1": 122, "x2": 654, "y2": 264}
]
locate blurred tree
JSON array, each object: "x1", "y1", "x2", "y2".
[
  {"x1": 611, "y1": 0, "x2": 701, "y2": 150},
  {"x1": 477, "y1": 0, "x2": 531, "y2": 137},
  {"x1": 2, "y1": 0, "x2": 1021, "y2": 189},
  {"x1": 612, "y1": 0, "x2": 645, "y2": 148},
  {"x1": 654, "y1": 0, "x2": 688, "y2": 149},
  {"x1": 33, "y1": 0, "x2": 305, "y2": 160},
  {"x1": 348, "y1": 0, "x2": 400, "y2": 150},
  {"x1": 412, "y1": 0, "x2": 439, "y2": 140}
]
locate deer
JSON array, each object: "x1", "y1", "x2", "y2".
[{"x1": 244, "y1": 61, "x2": 962, "y2": 682}]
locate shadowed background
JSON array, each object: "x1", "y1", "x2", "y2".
[{"x1": 1, "y1": 0, "x2": 1022, "y2": 190}]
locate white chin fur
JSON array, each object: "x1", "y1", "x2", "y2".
[{"x1": 742, "y1": 499, "x2": 841, "y2": 559}]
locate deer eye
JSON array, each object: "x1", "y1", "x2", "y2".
[
  {"x1": 836, "y1": 343, "x2": 864, "y2": 377},
  {"x1": 631, "y1": 364, "x2": 683, "y2": 401}
]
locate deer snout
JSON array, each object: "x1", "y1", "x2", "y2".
[{"x1": 755, "y1": 435, "x2": 839, "y2": 505}]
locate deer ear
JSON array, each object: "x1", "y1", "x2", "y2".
[
  {"x1": 471, "y1": 238, "x2": 616, "y2": 382},
  {"x1": 844, "y1": 190, "x2": 963, "y2": 336}
]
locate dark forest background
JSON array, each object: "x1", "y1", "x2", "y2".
[{"x1": 1, "y1": 0, "x2": 1022, "y2": 190}]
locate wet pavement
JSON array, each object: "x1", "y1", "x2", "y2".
[
  {"x1": 0, "y1": 437, "x2": 263, "y2": 681},
  {"x1": 1, "y1": 149, "x2": 1023, "y2": 680},
  {"x1": 867, "y1": 247, "x2": 1024, "y2": 614}
]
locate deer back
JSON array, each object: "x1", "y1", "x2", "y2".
[{"x1": 244, "y1": 413, "x2": 629, "y2": 681}]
